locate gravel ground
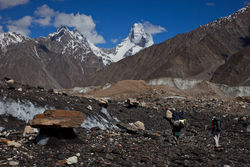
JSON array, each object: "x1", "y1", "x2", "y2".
[{"x1": 0, "y1": 79, "x2": 249, "y2": 167}]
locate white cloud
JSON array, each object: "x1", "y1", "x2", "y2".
[
  {"x1": 206, "y1": 2, "x2": 215, "y2": 6},
  {"x1": 0, "y1": 16, "x2": 2, "y2": 20},
  {"x1": 4, "y1": 4, "x2": 105, "y2": 43},
  {"x1": 53, "y1": 12, "x2": 105, "y2": 44},
  {"x1": 34, "y1": 4, "x2": 55, "y2": 26},
  {"x1": 35, "y1": 4, "x2": 55, "y2": 17},
  {"x1": 111, "y1": 38, "x2": 119, "y2": 44},
  {"x1": 0, "y1": 0, "x2": 29, "y2": 9},
  {"x1": 142, "y1": 21, "x2": 166, "y2": 35},
  {"x1": 32, "y1": 5, "x2": 105, "y2": 44},
  {"x1": 0, "y1": 25, "x2": 3, "y2": 33},
  {"x1": 7, "y1": 16, "x2": 32, "y2": 36}
]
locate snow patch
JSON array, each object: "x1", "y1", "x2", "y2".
[
  {"x1": 0, "y1": 126, "x2": 4, "y2": 132},
  {"x1": 163, "y1": 96, "x2": 185, "y2": 99},
  {"x1": 33, "y1": 46, "x2": 40, "y2": 59},
  {"x1": 72, "y1": 87, "x2": 91, "y2": 93},
  {"x1": 81, "y1": 107, "x2": 119, "y2": 129},
  {"x1": 0, "y1": 98, "x2": 53, "y2": 123},
  {"x1": 102, "y1": 83, "x2": 111, "y2": 90},
  {"x1": 218, "y1": 85, "x2": 250, "y2": 97},
  {"x1": 148, "y1": 78, "x2": 202, "y2": 90}
]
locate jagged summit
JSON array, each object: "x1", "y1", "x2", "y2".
[
  {"x1": 0, "y1": 32, "x2": 27, "y2": 49},
  {"x1": 57, "y1": 25, "x2": 69, "y2": 32},
  {"x1": 46, "y1": 26, "x2": 92, "y2": 56},
  {"x1": 129, "y1": 23, "x2": 153, "y2": 47},
  {"x1": 0, "y1": 23, "x2": 153, "y2": 66},
  {"x1": 90, "y1": 22, "x2": 154, "y2": 65}
]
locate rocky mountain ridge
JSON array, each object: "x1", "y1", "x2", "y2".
[
  {"x1": 82, "y1": 5, "x2": 250, "y2": 87},
  {"x1": 0, "y1": 32, "x2": 28, "y2": 49},
  {"x1": 0, "y1": 23, "x2": 153, "y2": 88}
]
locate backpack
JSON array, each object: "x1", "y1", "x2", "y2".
[
  {"x1": 212, "y1": 117, "x2": 222, "y2": 131},
  {"x1": 172, "y1": 111, "x2": 185, "y2": 127},
  {"x1": 172, "y1": 111, "x2": 184, "y2": 121}
]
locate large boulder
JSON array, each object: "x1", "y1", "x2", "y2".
[{"x1": 29, "y1": 110, "x2": 84, "y2": 128}]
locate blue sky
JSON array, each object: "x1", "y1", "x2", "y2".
[{"x1": 0, "y1": 0, "x2": 249, "y2": 48}]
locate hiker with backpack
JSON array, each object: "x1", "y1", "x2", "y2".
[
  {"x1": 166, "y1": 110, "x2": 187, "y2": 144},
  {"x1": 211, "y1": 116, "x2": 222, "y2": 147}
]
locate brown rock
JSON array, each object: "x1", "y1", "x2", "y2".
[
  {"x1": 6, "y1": 79, "x2": 14, "y2": 84},
  {"x1": 235, "y1": 96, "x2": 250, "y2": 102},
  {"x1": 126, "y1": 98, "x2": 140, "y2": 107},
  {"x1": 130, "y1": 121, "x2": 145, "y2": 130},
  {"x1": 87, "y1": 105, "x2": 93, "y2": 111},
  {"x1": 23, "y1": 125, "x2": 37, "y2": 137},
  {"x1": 166, "y1": 110, "x2": 173, "y2": 119},
  {"x1": 1, "y1": 139, "x2": 21, "y2": 147},
  {"x1": 29, "y1": 110, "x2": 84, "y2": 128},
  {"x1": 117, "y1": 123, "x2": 138, "y2": 133},
  {"x1": 98, "y1": 98, "x2": 109, "y2": 107},
  {"x1": 117, "y1": 121, "x2": 145, "y2": 134}
]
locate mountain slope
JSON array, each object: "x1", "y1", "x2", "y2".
[
  {"x1": 0, "y1": 23, "x2": 153, "y2": 88},
  {"x1": 0, "y1": 27, "x2": 103, "y2": 88},
  {"x1": 82, "y1": 5, "x2": 250, "y2": 86},
  {"x1": 210, "y1": 45, "x2": 250, "y2": 86}
]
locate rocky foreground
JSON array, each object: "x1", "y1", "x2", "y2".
[{"x1": 0, "y1": 79, "x2": 249, "y2": 167}]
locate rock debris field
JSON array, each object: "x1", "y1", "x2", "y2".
[{"x1": 0, "y1": 79, "x2": 249, "y2": 167}]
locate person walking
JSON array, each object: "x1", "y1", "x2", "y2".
[
  {"x1": 166, "y1": 110, "x2": 187, "y2": 144},
  {"x1": 211, "y1": 116, "x2": 222, "y2": 147}
]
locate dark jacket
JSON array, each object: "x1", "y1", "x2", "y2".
[{"x1": 211, "y1": 117, "x2": 222, "y2": 135}]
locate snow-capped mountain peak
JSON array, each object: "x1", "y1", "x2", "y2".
[
  {"x1": 129, "y1": 23, "x2": 153, "y2": 47},
  {"x1": 49, "y1": 26, "x2": 72, "y2": 41},
  {"x1": 46, "y1": 26, "x2": 93, "y2": 57},
  {"x1": 90, "y1": 23, "x2": 154, "y2": 65},
  {"x1": 129, "y1": 23, "x2": 145, "y2": 43},
  {"x1": 0, "y1": 23, "x2": 154, "y2": 66},
  {"x1": 0, "y1": 32, "x2": 27, "y2": 49}
]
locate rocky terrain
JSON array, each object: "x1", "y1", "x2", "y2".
[
  {"x1": 82, "y1": 5, "x2": 250, "y2": 87},
  {"x1": 0, "y1": 79, "x2": 249, "y2": 166}
]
